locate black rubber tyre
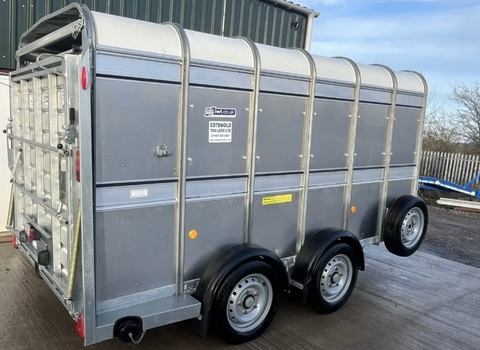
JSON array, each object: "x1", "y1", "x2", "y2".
[
  {"x1": 311, "y1": 243, "x2": 358, "y2": 314},
  {"x1": 212, "y1": 260, "x2": 281, "y2": 345},
  {"x1": 383, "y1": 195, "x2": 428, "y2": 257}
]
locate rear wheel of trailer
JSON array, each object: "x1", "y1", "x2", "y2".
[
  {"x1": 212, "y1": 260, "x2": 282, "y2": 344},
  {"x1": 311, "y1": 243, "x2": 359, "y2": 314}
]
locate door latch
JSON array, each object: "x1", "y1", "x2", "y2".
[{"x1": 156, "y1": 144, "x2": 172, "y2": 157}]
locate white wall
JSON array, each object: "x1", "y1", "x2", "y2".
[{"x1": 0, "y1": 73, "x2": 11, "y2": 233}]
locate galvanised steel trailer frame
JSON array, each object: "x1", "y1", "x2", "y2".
[{"x1": 5, "y1": 4, "x2": 429, "y2": 346}]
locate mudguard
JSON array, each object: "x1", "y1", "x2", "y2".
[
  {"x1": 191, "y1": 243, "x2": 288, "y2": 338},
  {"x1": 290, "y1": 228, "x2": 365, "y2": 303}
]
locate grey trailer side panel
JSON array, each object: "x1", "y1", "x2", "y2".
[
  {"x1": 186, "y1": 87, "x2": 250, "y2": 178},
  {"x1": 95, "y1": 204, "x2": 176, "y2": 302},
  {"x1": 251, "y1": 191, "x2": 300, "y2": 258},
  {"x1": 251, "y1": 174, "x2": 302, "y2": 258},
  {"x1": 95, "y1": 77, "x2": 179, "y2": 184},
  {"x1": 354, "y1": 103, "x2": 389, "y2": 168},
  {"x1": 305, "y1": 185, "x2": 345, "y2": 239},
  {"x1": 260, "y1": 74, "x2": 310, "y2": 95},
  {"x1": 386, "y1": 178, "x2": 415, "y2": 207},
  {"x1": 184, "y1": 195, "x2": 246, "y2": 281},
  {"x1": 189, "y1": 64, "x2": 253, "y2": 90},
  {"x1": 396, "y1": 93, "x2": 424, "y2": 108},
  {"x1": 310, "y1": 98, "x2": 351, "y2": 171},
  {"x1": 255, "y1": 94, "x2": 306, "y2": 174},
  {"x1": 390, "y1": 106, "x2": 423, "y2": 166},
  {"x1": 359, "y1": 87, "x2": 392, "y2": 104},
  {"x1": 348, "y1": 182, "x2": 382, "y2": 239},
  {"x1": 315, "y1": 81, "x2": 355, "y2": 100},
  {"x1": 95, "y1": 51, "x2": 181, "y2": 83}
]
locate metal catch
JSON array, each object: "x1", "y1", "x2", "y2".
[{"x1": 156, "y1": 144, "x2": 172, "y2": 157}]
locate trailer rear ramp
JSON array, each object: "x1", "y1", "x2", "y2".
[{"x1": 1, "y1": 242, "x2": 480, "y2": 349}]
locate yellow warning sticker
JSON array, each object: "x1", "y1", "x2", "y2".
[{"x1": 262, "y1": 194, "x2": 293, "y2": 206}]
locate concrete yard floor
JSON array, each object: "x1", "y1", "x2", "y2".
[{"x1": 1, "y1": 242, "x2": 479, "y2": 350}]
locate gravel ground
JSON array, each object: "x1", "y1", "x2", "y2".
[{"x1": 419, "y1": 204, "x2": 480, "y2": 268}]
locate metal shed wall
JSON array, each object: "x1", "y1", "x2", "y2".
[{"x1": 0, "y1": 0, "x2": 317, "y2": 70}]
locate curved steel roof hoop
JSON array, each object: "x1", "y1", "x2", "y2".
[
  {"x1": 404, "y1": 71, "x2": 428, "y2": 195},
  {"x1": 165, "y1": 22, "x2": 191, "y2": 295},
  {"x1": 334, "y1": 56, "x2": 361, "y2": 230}
]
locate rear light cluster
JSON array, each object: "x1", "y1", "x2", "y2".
[
  {"x1": 81, "y1": 67, "x2": 89, "y2": 90},
  {"x1": 12, "y1": 235, "x2": 18, "y2": 249},
  {"x1": 17, "y1": 227, "x2": 41, "y2": 244},
  {"x1": 77, "y1": 66, "x2": 86, "y2": 181},
  {"x1": 28, "y1": 228, "x2": 40, "y2": 241},
  {"x1": 76, "y1": 313, "x2": 85, "y2": 340}
]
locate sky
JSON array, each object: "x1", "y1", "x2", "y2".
[{"x1": 300, "y1": 0, "x2": 480, "y2": 112}]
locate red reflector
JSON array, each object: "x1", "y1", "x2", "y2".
[
  {"x1": 76, "y1": 150, "x2": 81, "y2": 182},
  {"x1": 28, "y1": 228, "x2": 40, "y2": 241},
  {"x1": 12, "y1": 235, "x2": 18, "y2": 249},
  {"x1": 76, "y1": 313, "x2": 85, "y2": 340},
  {"x1": 81, "y1": 67, "x2": 88, "y2": 90}
]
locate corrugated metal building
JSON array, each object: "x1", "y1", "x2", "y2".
[{"x1": 0, "y1": 0, "x2": 319, "y2": 71}]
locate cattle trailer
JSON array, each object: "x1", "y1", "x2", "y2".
[{"x1": 5, "y1": 4, "x2": 429, "y2": 346}]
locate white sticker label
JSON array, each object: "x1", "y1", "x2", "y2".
[
  {"x1": 130, "y1": 189, "x2": 149, "y2": 198},
  {"x1": 209, "y1": 121, "x2": 232, "y2": 143},
  {"x1": 204, "y1": 106, "x2": 236, "y2": 118}
]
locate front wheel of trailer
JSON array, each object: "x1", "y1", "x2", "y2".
[
  {"x1": 212, "y1": 260, "x2": 281, "y2": 344},
  {"x1": 383, "y1": 195, "x2": 428, "y2": 257}
]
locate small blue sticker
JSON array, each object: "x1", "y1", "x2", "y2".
[{"x1": 204, "y1": 106, "x2": 237, "y2": 118}]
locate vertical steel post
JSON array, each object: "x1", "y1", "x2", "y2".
[
  {"x1": 236, "y1": 37, "x2": 261, "y2": 244},
  {"x1": 372, "y1": 64, "x2": 398, "y2": 240},
  {"x1": 77, "y1": 5, "x2": 97, "y2": 345},
  {"x1": 167, "y1": 22, "x2": 191, "y2": 295},
  {"x1": 336, "y1": 57, "x2": 361, "y2": 230},
  {"x1": 295, "y1": 49, "x2": 316, "y2": 254},
  {"x1": 407, "y1": 71, "x2": 429, "y2": 195}
]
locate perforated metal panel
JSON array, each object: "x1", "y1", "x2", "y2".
[{"x1": 10, "y1": 54, "x2": 81, "y2": 292}]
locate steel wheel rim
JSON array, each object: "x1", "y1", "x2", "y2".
[
  {"x1": 320, "y1": 254, "x2": 353, "y2": 304},
  {"x1": 227, "y1": 273, "x2": 273, "y2": 333},
  {"x1": 401, "y1": 207, "x2": 425, "y2": 248}
]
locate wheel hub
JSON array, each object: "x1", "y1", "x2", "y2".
[
  {"x1": 331, "y1": 272, "x2": 340, "y2": 284},
  {"x1": 243, "y1": 295, "x2": 255, "y2": 309},
  {"x1": 320, "y1": 254, "x2": 353, "y2": 304},
  {"x1": 401, "y1": 207, "x2": 425, "y2": 248},
  {"x1": 227, "y1": 273, "x2": 273, "y2": 333}
]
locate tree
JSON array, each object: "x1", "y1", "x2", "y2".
[
  {"x1": 422, "y1": 104, "x2": 461, "y2": 153},
  {"x1": 452, "y1": 82, "x2": 480, "y2": 153}
]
